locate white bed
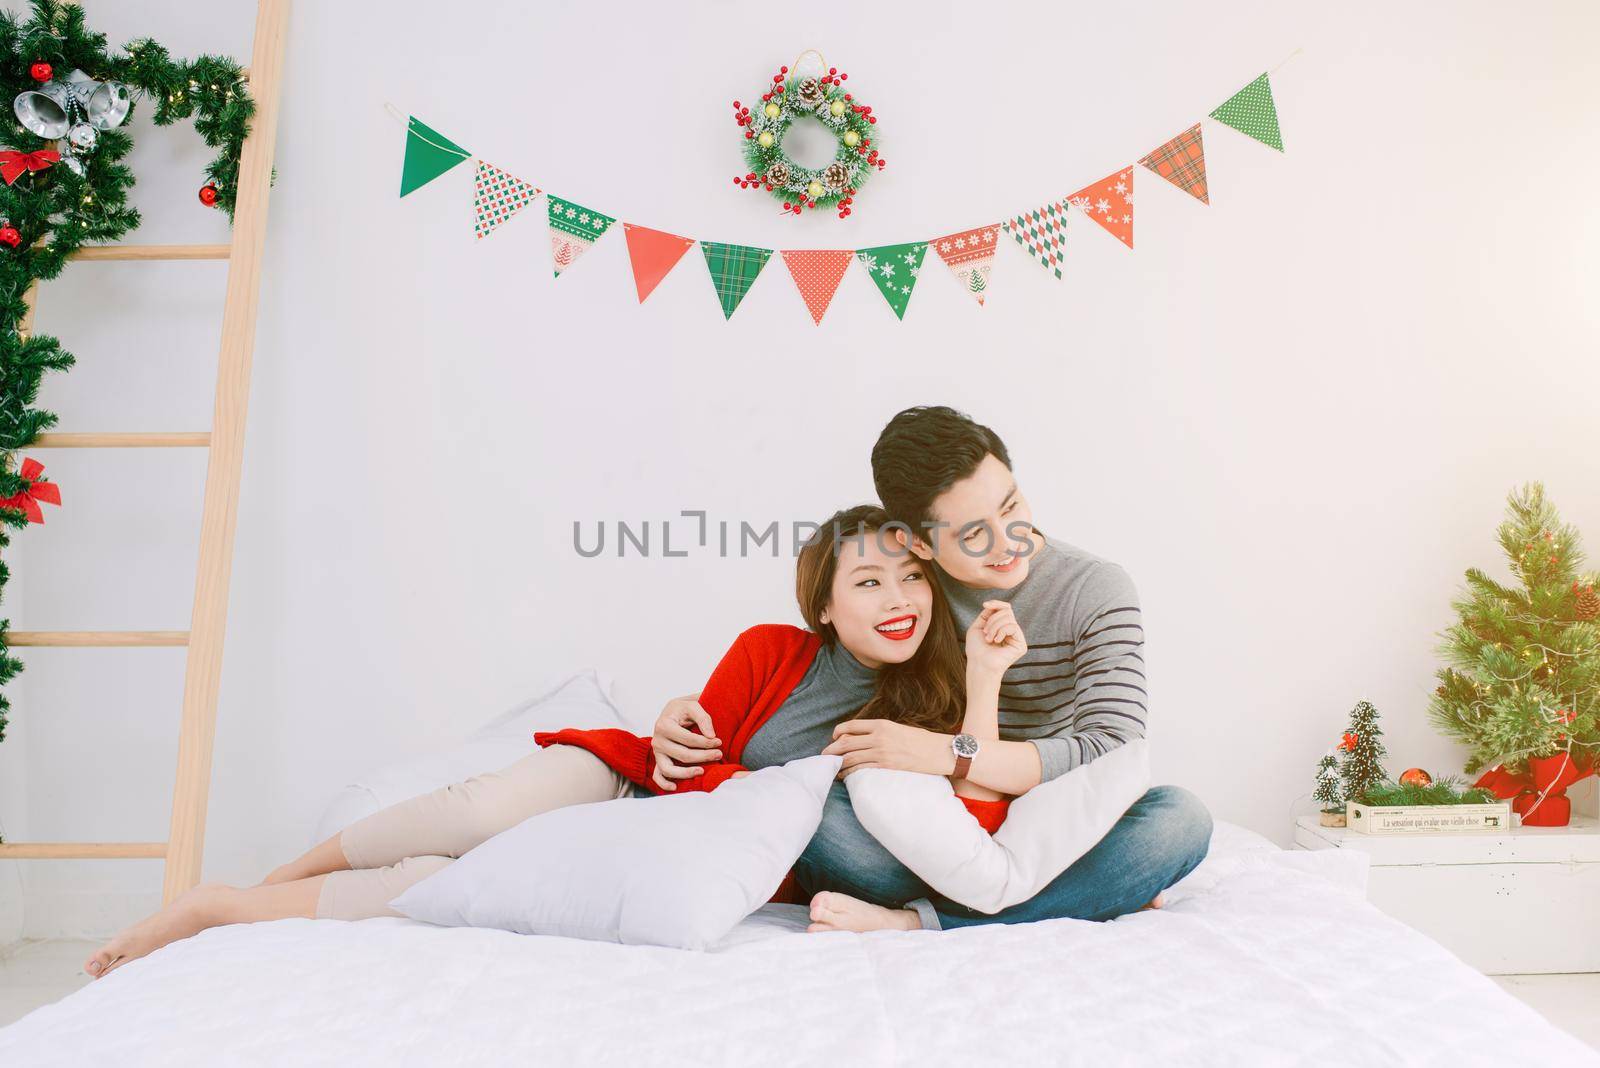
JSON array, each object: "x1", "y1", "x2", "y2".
[{"x1": 2, "y1": 821, "x2": 1593, "y2": 1067}]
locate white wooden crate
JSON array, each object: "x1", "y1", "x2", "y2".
[{"x1": 1293, "y1": 814, "x2": 1600, "y2": 975}]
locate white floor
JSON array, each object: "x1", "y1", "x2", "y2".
[{"x1": 1, "y1": 937, "x2": 1597, "y2": 1048}]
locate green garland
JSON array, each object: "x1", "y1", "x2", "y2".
[
  {"x1": 731, "y1": 59, "x2": 884, "y2": 218},
  {"x1": 1356, "y1": 777, "x2": 1496, "y2": 807},
  {"x1": 0, "y1": 0, "x2": 255, "y2": 742}
]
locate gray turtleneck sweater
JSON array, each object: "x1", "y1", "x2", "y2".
[{"x1": 738, "y1": 638, "x2": 879, "y2": 771}]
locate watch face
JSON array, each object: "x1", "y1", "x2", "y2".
[{"x1": 953, "y1": 733, "x2": 980, "y2": 758}]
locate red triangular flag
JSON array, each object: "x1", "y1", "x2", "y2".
[
  {"x1": 1068, "y1": 167, "x2": 1134, "y2": 248},
  {"x1": 930, "y1": 224, "x2": 1002, "y2": 306},
  {"x1": 1139, "y1": 124, "x2": 1209, "y2": 204},
  {"x1": 781, "y1": 250, "x2": 853, "y2": 325},
  {"x1": 622, "y1": 223, "x2": 696, "y2": 303}
]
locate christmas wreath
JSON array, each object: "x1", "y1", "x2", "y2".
[
  {"x1": 730, "y1": 53, "x2": 885, "y2": 219},
  {"x1": 0, "y1": 0, "x2": 256, "y2": 742}
]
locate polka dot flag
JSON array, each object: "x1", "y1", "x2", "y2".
[
  {"x1": 1210, "y1": 72, "x2": 1283, "y2": 152},
  {"x1": 781, "y1": 250, "x2": 854, "y2": 325}
]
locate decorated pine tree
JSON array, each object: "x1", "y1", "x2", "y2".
[
  {"x1": 1338, "y1": 701, "x2": 1387, "y2": 803},
  {"x1": 969, "y1": 271, "x2": 986, "y2": 295},
  {"x1": 1312, "y1": 750, "x2": 1344, "y2": 813},
  {"x1": 1429, "y1": 483, "x2": 1600, "y2": 775}
]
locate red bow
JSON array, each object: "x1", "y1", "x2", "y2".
[
  {"x1": 1340, "y1": 732, "x2": 1359, "y2": 752},
  {"x1": 0, "y1": 457, "x2": 62, "y2": 524},
  {"x1": 0, "y1": 149, "x2": 59, "y2": 185}
]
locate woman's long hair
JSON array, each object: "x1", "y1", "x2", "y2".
[{"x1": 795, "y1": 505, "x2": 967, "y2": 733}]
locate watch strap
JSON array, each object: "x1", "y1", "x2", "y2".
[{"x1": 951, "y1": 753, "x2": 972, "y2": 781}]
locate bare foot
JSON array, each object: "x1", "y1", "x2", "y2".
[
  {"x1": 807, "y1": 890, "x2": 921, "y2": 934},
  {"x1": 1142, "y1": 892, "x2": 1165, "y2": 910},
  {"x1": 83, "y1": 883, "x2": 227, "y2": 979}
]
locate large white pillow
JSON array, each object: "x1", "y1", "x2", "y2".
[
  {"x1": 845, "y1": 739, "x2": 1150, "y2": 914},
  {"x1": 390, "y1": 754, "x2": 842, "y2": 950},
  {"x1": 312, "y1": 669, "x2": 631, "y2": 844}
]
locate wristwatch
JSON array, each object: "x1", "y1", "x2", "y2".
[{"x1": 950, "y1": 733, "x2": 980, "y2": 782}]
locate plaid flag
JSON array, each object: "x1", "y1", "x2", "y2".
[
  {"x1": 1139, "y1": 124, "x2": 1209, "y2": 204},
  {"x1": 701, "y1": 241, "x2": 772, "y2": 319}
]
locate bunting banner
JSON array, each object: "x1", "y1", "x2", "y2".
[
  {"x1": 1139, "y1": 123, "x2": 1209, "y2": 204},
  {"x1": 548, "y1": 195, "x2": 617, "y2": 278},
  {"x1": 781, "y1": 250, "x2": 854, "y2": 325},
  {"x1": 400, "y1": 115, "x2": 470, "y2": 197},
  {"x1": 1002, "y1": 202, "x2": 1069, "y2": 280},
  {"x1": 931, "y1": 225, "x2": 1001, "y2": 306},
  {"x1": 1068, "y1": 168, "x2": 1134, "y2": 249},
  {"x1": 622, "y1": 223, "x2": 695, "y2": 303},
  {"x1": 856, "y1": 241, "x2": 927, "y2": 320},
  {"x1": 1210, "y1": 72, "x2": 1283, "y2": 151},
  {"x1": 396, "y1": 61, "x2": 1290, "y2": 321},
  {"x1": 701, "y1": 241, "x2": 772, "y2": 319},
  {"x1": 472, "y1": 160, "x2": 540, "y2": 239}
]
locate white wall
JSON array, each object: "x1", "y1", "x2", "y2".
[{"x1": 2, "y1": 0, "x2": 1597, "y2": 937}]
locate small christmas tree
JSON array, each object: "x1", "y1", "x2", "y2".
[
  {"x1": 1429, "y1": 483, "x2": 1600, "y2": 775},
  {"x1": 1312, "y1": 750, "x2": 1345, "y2": 814},
  {"x1": 1338, "y1": 700, "x2": 1387, "y2": 803},
  {"x1": 968, "y1": 271, "x2": 986, "y2": 295}
]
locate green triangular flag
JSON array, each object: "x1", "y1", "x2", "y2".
[
  {"x1": 547, "y1": 195, "x2": 617, "y2": 278},
  {"x1": 1209, "y1": 73, "x2": 1283, "y2": 152},
  {"x1": 400, "y1": 116, "x2": 471, "y2": 197},
  {"x1": 701, "y1": 241, "x2": 772, "y2": 320},
  {"x1": 856, "y1": 242, "x2": 928, "y2": 320}
]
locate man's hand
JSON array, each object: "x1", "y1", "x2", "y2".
[
  {"x1": 650, "y1": 692, "x2": 720, "y2": 792},
  {"x1": 822, "y1": 719, "x2": 952, "y2": 779}
]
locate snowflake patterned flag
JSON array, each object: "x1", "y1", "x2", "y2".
[
  {"x1": 399, "y1": 115, "x2": 471, "y2": 197},
  {"x1": 1210, "y1": 72, "x2": 1283, "y2": 152},
  {"x1": 780, "y1": 250, "x2": 853, "y2": 325},
  {"x1": 700, "y1": 241, "x2": 772, "y2": 320},
  {"x1": 930, "y1": 225, "x2": 1001, "y2": 307},
  {"x1": 1139, "y1": 124, "x2": 1209, "y2": 204},
  {"x1": 622, "y1": 223, "x2": 695, "y2": 303},
  {"x1": 1002, "y1": 201, "x2": 1069, "y2": 280},
  {"x1": 855, "y1": 242, "x2": 927, "y2": 320},
  {"x1": 1068, "y1": 168, "x2": 1134, "y2": 249},
  {"x1": 547, "y1": 195, "x2": 617, "y2": 278},
  {"x1": 472, "y1": 160, "x2": 541, "y2": 239}
]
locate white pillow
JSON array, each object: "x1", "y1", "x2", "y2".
[
  {"x1": 390, "y1": 754, "x2": 842, "y2": 950},
  {"x1": 312, "y1": 669, "x2": 629, "y2": 844},
  {"x1": 845, "y1": 739, "x2": 1150, "y2": 914}
]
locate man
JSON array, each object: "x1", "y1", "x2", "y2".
[{"x1": 656, "y1": 406, "x2": 1212, "y2": 932}]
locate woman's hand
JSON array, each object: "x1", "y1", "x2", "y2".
[
  {"x1": 823, "y1": 719, "x2": 951, "y2": 778},
  {"x1": 650, "y1": 692, "x2": 721, "y2": 792},
  {"x1": 965, "y1": 600, "x2": 1027, "y2": 679}
]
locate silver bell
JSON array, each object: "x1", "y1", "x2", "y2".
[
  {"x1": 13, "y1": 79, "x2": 74, "y2": 139},
  {"x1": 83, "y1": 80, "x2": 130, "y2": 130},
  {"x1": 63, "y1": 69, "x2": 129, "y2": 132}
]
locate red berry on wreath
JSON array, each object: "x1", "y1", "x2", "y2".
[
  {"x1": 781, "y1": 66, "x2": 788, "y2": 73},
  {"x1": 0, "y1": 225, "x2": 20, "y2": 248},
  {"x1": 30, "y1": 61, "x2": 52, "y2": 82},
  {"x1": 198, "y1": 183, "x2": 219, "y2": 207},
  {"x1": 772, "y1": 74, "x2": 782, "y2": 83}
]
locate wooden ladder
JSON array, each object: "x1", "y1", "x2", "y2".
[{"x1": 0, "y1": 0, "x2": 289, "y2": 906}]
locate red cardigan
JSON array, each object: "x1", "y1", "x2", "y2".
[{"x1": 534, "y1": 622, "x2": 1011, "y2": 834}]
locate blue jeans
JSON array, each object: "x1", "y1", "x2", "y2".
[{"x1": 793, "y1": 781, "x2": 1212, "y2": 929}]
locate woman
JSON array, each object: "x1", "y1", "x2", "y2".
[{"x1": 84, "y1": 505, "x2": 1021, "y2": 978}]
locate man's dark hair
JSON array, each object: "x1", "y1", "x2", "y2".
[{"x1": 871, "y1": 406, "x2": 1012, "y2": 535}]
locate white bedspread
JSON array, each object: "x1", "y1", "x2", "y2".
[{"x1": 2, "y1": 824, "x2": 1593, "y2": 1067}]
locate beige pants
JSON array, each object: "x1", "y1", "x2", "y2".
[{"x1": 315, "y1": 744, "x2": 633, "y2": 920}]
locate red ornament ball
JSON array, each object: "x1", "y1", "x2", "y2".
[
  {"x1": 30, "y1": 61, "x2": 51, "y2": 82},
  {"x1": 198, "y1": 184, "x2": 219, "y2": 207},
  {"x1": 0, "y1": 225, "x2": 20, "y2": 249},
  {"x1": 1398, "y1": 768, "x2": 1432, "y2": 788}
]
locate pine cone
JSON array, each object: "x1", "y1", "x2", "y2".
[
  {"x1": 821, "y1": 161, "x2": 849, "y2": 191},
  {"x1": 1576, "y1": 584, "x2": 1600, "y2": 621},
  {"x1": 796, "y1": 77, "x2": 824, "y2": 106},
  {"x1": 765, "y1": 161, "x2": 792, "y2": 187},
  {"x1": 1435, "y1": 684, "x2": 1448, "y2": 698}
]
